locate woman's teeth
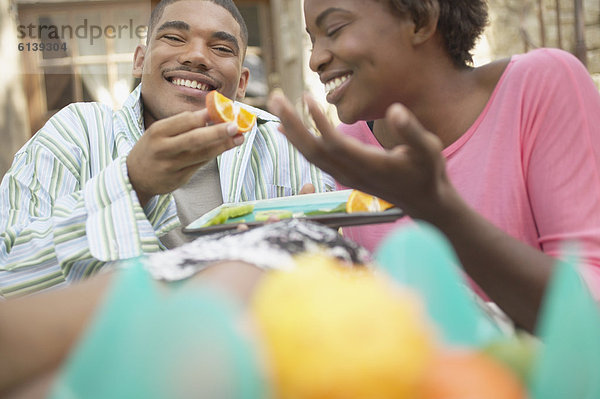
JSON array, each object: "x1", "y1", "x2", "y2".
[
  {"x1": 325, "y1": 75, "x2": 350, "y2": 93},
  {"x1": 172, "y1": 78, "x2": 210, "y2": 91}
]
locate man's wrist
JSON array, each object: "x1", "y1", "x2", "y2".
[{"x1": 125, "y1": 155, "x2": 153, "y2": 207}]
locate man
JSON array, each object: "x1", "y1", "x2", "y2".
[{"x1": 0, "y1": 0, "x2": 333, "y2": 298}]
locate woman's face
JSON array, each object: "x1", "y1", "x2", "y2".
[{"x1": 304, "y1": 0, "x2": 418, "y2": 123}]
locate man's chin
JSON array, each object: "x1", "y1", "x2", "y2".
[
  {"x1": 156, "y1": 103, "x2": 207, "y2": 119},
  {"x1": 174, "y1": 93, "x2": 208, "y2": 113}
]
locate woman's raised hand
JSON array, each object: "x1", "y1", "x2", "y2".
[{"x1": 267, "y1": 91, "x2": 454, "y2": 221}]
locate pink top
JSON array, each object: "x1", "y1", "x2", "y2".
[{"x1": 338, "y1": 49, "x2": 600, "y2": 298}]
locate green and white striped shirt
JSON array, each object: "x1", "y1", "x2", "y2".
[{"x1": 0, "y1": 85, "x2": 333, "y2": 298}]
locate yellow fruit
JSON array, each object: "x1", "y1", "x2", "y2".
[
  {"x1": 205, "y1": 90, "x2": 256, "y2": 133},
  {"x1": 251, "y1": 255, "x2": 434, "y2": 399},
  {"x1": 346, "y1": 190, "x2": 394, "y2": 213}
]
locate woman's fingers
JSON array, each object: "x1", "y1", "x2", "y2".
[
  {"x1": 268, "y1": 91, "x2": 322, "y2": 159},
  {"x1": 303, "y1": 94, "x2": 338, "y2": 141},
  {"x1": 385, "y1": 104, "x2": 443, "y2": 157},
  {"x1": 269, "y1": 91, "x2": 390, "y2": 187}
]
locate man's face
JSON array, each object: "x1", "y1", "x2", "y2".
[{"x1": 133, "y1": 0, "x2": 249, "y2": 127}]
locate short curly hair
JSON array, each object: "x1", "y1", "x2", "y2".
[{"x1": 383, "y1": 0, "x2": 488, "y2": 67}]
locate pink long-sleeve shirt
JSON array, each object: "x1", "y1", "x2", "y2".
[{"x1": 338, "y1": 48, "x2": 600, "y2": 298}]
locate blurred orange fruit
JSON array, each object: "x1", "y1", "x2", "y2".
[
  {"x1": 346, "y1": 190, "x2": 394, "y2": 213},
  {"x1": 482, "y1": 332, "x2": 540, "y2": 385},
  {"x1": 206, "y1": 90, "x2": 256, "y2": 133},
  {"x1": 420, "y1": 348, "x2": 528, "y2": 399},
  {"x1": 251, "y1": 256, "x2": 435, "y2": 399}
]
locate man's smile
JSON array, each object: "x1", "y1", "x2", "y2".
[
  {"x1": 164, "y1": 69, "x2": 218, "y2": 94},
  {"x1": 169, "y1": 78, "x2": 212, "y2": 91}
]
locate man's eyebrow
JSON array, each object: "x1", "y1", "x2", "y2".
[
  {"x1": 156, "y1": 20, "x2": 190, "y2": 34},
  {"x1": 212, "y1": 31, "x2": 240, "y2": 54},
  {"x1": 315, "y1": 7, "x2": 348, "y2": 27}
]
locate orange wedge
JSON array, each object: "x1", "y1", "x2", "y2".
[
  {"x1": 346, "y1": 190, "x2": 394, "y2": 213},
  {"x1": 206, "y1": 90, "x2": 234, "y2": 123},
  {"x1": 205, "y1": 90, "x2": 256, "y2": 133},
  {"x1": 237, "y1": 107, "x2": 256, "y2": 132}
]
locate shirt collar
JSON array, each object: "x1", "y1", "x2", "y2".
[{"x1": 121, "y1": 84, "x2": 145, "y2": 139}]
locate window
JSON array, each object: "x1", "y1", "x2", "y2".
[
  {"x1": 17, "y1": 0, "x2": 275, "y2": 132},
  {"x1": 17, "y1": 1, "x2": 149, "y2": 132}
]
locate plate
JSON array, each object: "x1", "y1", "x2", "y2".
[{"x1": 183, "y1": 190, "x2": 405, "y2": 235}]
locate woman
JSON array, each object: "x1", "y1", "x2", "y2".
[{"x1": 268, "y1": 0, "x2": 600, "y2": 332}]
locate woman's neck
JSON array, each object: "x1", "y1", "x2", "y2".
[{"x1": 372, "y1": 58, "x2": 510, "y2": 150}]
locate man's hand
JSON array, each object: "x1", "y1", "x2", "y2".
[
  {"x1": 127, "y1": 110, "x2": 244, "y2": 206},
  {"x1": 299, "y1": 183, "x2": 315, "y2": 195}
]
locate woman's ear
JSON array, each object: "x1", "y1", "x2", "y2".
[{"x1": 411, "y1": 2, "x2": 440, "y2": 46}]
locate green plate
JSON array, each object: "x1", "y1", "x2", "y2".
[{"x1": 183, "y1": 190, "x2": 404, "y2": 235}]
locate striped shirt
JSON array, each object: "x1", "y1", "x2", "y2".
[{"x1": 0, "y1": 85, "x2": 334, "y2": 298}]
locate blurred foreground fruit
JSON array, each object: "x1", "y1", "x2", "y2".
[
  {"x1": 346, "y1": 190, "x2": 394, "y2": 213},
  {"x1": 251, "y1": 255, "x2": 434, "y2": 399},
  {"x1": 206, "y1": 90, "x2": 256, "y2": 133},
  {"x1": 420, "y1": 348, "x2": 528, "y2": 399},
  {"x1": 482, "y1": 332, "x2": 540, "y2": 385}
]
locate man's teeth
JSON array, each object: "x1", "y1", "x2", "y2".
[
  {"x1": 324, "y1": 75, "x2": 350, "y2": 93},
  {"x1": 172, "y1": 78, "x2": 210, "y2": 91}
]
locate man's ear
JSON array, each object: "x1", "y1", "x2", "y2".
[
  {"x1": 411, "y1": 2, "x2": 440, "y2": 46},
  {"x1": 132, "y1": 44, "x2": 146, "y2": 78},
  {"x1": 235, "y1": 66, "x2": 250, "y2": 100}
]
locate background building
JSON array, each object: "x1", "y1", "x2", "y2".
[
  {"x1": 481, "y1": 0, "x2": 598, "y2": 83},
  {"x1": 1, "y1": 0, "x2": 599, "y2": 174},
  {"x1": 0, "y1": 0, "x2": 29, "y2": 175}
]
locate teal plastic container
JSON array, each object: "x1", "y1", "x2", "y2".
[
  {"x1": 375, "y1": 222, "x2": 600, "y2": 397},
  {"x1": 49, "y1": 261, "x2": 266, "y2": 399},
  {"x1": 530, "y1": 251, "x2": 600, "y2": 399},
  {"x1": 375, "y1": 222, "x2": 502, "y2": 347}
]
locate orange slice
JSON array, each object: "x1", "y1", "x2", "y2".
[
  {"x1": 205, "y1": 90, "x2": 256, "y2": 133},
  {"x1": 346, "y1": 190, "x2": 394, "y2": 213},
  {"x1": 237, "y1": 107, "x2": 256, "y2": 132},
  {"x1": 206, "y1": 90, "x2": 234, "y2": 123}
]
